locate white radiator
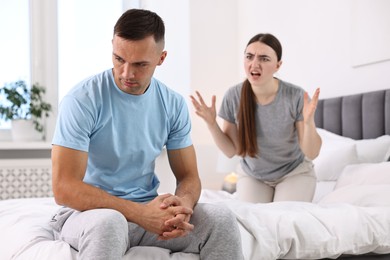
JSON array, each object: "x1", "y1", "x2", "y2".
[{"x1": 0, "y1": 159, "x2": 52, "y2": 200}]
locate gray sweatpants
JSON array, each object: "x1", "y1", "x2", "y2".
[{"x1": 50, "y1": 203, "x2": 243, "y2": 260}]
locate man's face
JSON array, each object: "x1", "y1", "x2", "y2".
[{"x1": 112, "y1": 35, "x2": 167, "y2": 95}]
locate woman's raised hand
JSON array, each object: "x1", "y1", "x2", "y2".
[
  {"x1": 190, "y1": 91, "x2": 217, "y2": 126},
  {"x1": 303, "y1": 88, "x2": 320, "y2": 124}
]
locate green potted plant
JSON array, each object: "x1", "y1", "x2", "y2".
[{"x1": 0, "y1": 80, "x2": 52, "y2": 141}]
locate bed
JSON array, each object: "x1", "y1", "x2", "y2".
[{"x1": 1, "y1": 89, "x2": 390, "y2": 260}]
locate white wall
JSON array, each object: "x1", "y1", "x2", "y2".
[
  {"x1": 235, "y1": 0, "x2": 390, "y2": 99},
  {"x1": 142, "y1": 0, "x2": 191, "y2": 99},
  {"x1": 189, "y1": 0, "x2": 239, "y2": 146},
  {"x1": 185, "y1": 0, "x2": 240, "y2": 188},
  {"x1": 185, "y1": 0, "x2": 390, "y2": 189},
  {"x1": 188, "y1": 0, "x2": 390, "y2": 141}
]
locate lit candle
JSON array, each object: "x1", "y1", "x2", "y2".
[{"x1": 222, "y1": 172, "x2": 238, "y2": 193}]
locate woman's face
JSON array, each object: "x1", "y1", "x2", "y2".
[{"x1": 244, "y1": 41, "x2": 282, "y2": 86}]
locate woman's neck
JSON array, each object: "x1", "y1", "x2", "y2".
[{"x1": 252, "y1": 77, "x2": 279, "y2": 105}]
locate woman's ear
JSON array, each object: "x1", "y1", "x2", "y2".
[{"x1": 276, "y1": 60, "x2": 283, "y2": 69}]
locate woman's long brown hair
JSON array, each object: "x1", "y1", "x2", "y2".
[{"x1": 237, "y1": 33, "x2": 282, "y2": 158}]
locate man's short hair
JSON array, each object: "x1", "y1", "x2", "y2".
[{"x1": 114, "y1": 8, "x2": 165, "y2": 44}]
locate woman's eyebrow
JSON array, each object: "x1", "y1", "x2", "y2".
[
  {"x1": 258, "y1": 54, "x2": 270, "y2": 58},
  {"x1": 245, "y1": 52, "x2": 270, "y2": 58}
]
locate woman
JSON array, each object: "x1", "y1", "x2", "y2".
[{"x1": 190, "y1": 33, "x2": 322, "y2": 203}]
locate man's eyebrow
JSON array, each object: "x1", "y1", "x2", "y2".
[
  {"x1": 134, "y1": 61, "x2": 150, "y2": 65},
  {"x1": 112, "y1": 53, "x2": 150, "y2": 64},
  {"x1": 112, "y1": 53, "x2": 122, "y2": 59}
]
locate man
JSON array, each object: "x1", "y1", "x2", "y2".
[{"x1": 50, "y1": 8, "x2": 243, "y2": 260}]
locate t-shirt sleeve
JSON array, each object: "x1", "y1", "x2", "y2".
[
  {"x1": 52, "y1": 95, "x2": 94, "y2": 152},
  {"x1": 218, "y1": 88, "x2": 237, "y2": 124},
  {"x1": 166, "y1": 98, "x2": 192, "y2": 150},
  {"x1": 295, "y1": 89, "x2": 305, "y2": 121}
]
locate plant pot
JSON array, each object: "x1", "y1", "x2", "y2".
[{"x1": 11, "y1": 119, "x2": 43, "y2": 141}]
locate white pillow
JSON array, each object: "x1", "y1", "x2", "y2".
[
  {"x1": 384, "y1": 146, "x2": 390, "y2": 162},
  {"x1": 317, "y1": 128, "x2": 390, "y2": 163},
  {"x1": 319, "y1": 162, "x2": 390, "y2": 206},
  {"x1": 319, "y1": 184, "x2": 390, "y2": 207},
  {"x1": 312, "y1": 181, "x2": 337, "y2": 203},
  {"x1": 355, "y1": 135, "x2": 390, "y2": 163},
  {"x1": 313, "y1": 143, "x2": 359, "y2": 181},
  {"x1": 335, "y1": 161, "x2": 390, "y2": 189},
  {"x1": 316, "y1": 128, "x2": 353, "y2": 142}
]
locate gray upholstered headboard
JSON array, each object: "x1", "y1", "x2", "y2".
[{"x1": 314, "y1": 89, "x2": 390, "y2": 140}]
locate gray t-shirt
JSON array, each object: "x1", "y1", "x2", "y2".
[{"x1": 218, "y1": 79, "x2": 305, "y2": 181}]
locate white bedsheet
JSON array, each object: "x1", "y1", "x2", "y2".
[
  {"x1": 0, "y1": 198, "x2": 198, "y2": 260},
  {"x1": 1, "y1": 191, "x2": 390, "y2": 260},
  {"x1": 200, "y1": 190, "x2": 390, "y2": 260}
]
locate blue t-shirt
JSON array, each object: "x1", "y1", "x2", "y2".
[{"x1": 52, "y1": 69, "x2": 192, "y2": 202}]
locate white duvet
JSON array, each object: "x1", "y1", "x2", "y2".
[
  {"x1": 4, "y1": 129, "x2": 390, "y2": 259},
  {"x1": 0, "y1": 197, "x2": 198, "y2": 260},
  {"x1": 1, "y1": 188, "x2": 390, "y2": 260},
  {"x1": 200, "y1": 189, "x2": 390, "y2": 260}
]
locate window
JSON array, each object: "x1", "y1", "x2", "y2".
[
  {"x1": 58, "y1": 0, "x2": 123, "y2": 102},
  {"x1": 0, "y1": 0, "x2": 190, "y2": 142},
  {"x1": 0, "y1": 0, "x2": 30, "y2": 129}
]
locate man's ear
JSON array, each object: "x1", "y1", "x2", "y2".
[{"x1": 158, "y1": 51, "x2": 167, "y2": 65}]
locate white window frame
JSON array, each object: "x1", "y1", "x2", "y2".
[{"x1": 29, "y1": 0, "x2": 59, "y2": 143}]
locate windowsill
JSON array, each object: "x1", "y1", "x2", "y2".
[{"x1": 0, "y1": 141, "x2": 52, "y2": 150}]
